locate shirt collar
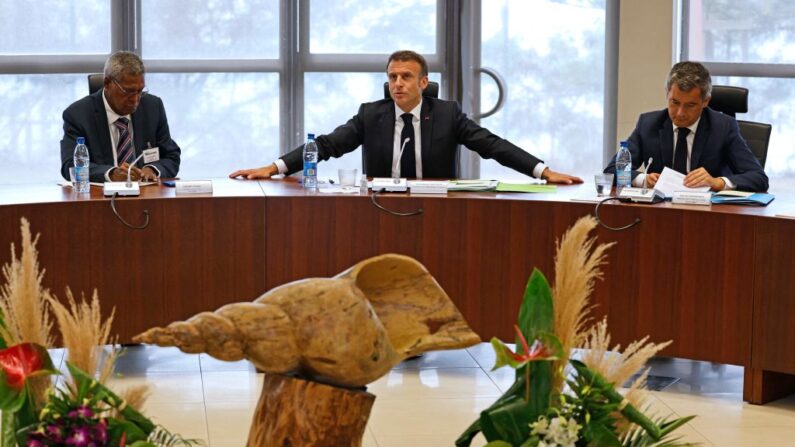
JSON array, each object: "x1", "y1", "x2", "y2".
[
  {"x1": 673, "y1": 116, "x2": 701, "y2": 135},
  {"x1": 102, "y1": 88, "x2": 132, "y2": 126},
  {"x1": 395, "y1": 98, "x2": 422, "y2": 122}
]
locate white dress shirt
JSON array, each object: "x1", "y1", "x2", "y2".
[{"x1": 393, "y1": 100, "x2": 423, "y2": 178}]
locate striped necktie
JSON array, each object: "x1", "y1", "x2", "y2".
[{"x1": 114, "y1": 117, "x2": 134, "y2": 165}]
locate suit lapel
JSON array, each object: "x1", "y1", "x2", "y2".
[
  {"x1": 659, "y1": 117, "x2": 674, "y2": 169},
  {"x1": 420, "y1": 99, "x2": 433, "y2": 175},
  {"x1": 92, "y1": 91, "x2": 113, "y2": 162},
  {"x1": 691, "y1": 111, "x2": 710, "y2": 169}
]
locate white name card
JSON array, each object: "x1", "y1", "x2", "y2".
[
  {"x1": 672, "y1": 190, "x2": 711, "y2": 206},
  {"x1": 175, "y1": 180, "x2": 213, "y2": 195}
]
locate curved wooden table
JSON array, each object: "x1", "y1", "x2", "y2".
[{"x1": 0, "y1": 178, "x2": 793, "y2": 404}]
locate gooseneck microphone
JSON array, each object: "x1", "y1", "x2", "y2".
[
  {"x1": 391, "y1": 137, "x2": 411, "y2": 181},
  {"x1": 126, "y1": 152, "x2": 147, "y2": 187}
]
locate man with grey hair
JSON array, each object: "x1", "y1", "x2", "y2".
[
  {"x1": 604, "y1": 61, "x2": 767, "y2": 192},
  {"x1": 60, "y1": 51, "x2": 181, "y2": 183}
]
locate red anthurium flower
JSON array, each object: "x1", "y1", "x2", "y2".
[
  {"x1": 513, "y1": 325, "x2": 552, "y2": 361},
  {"x1": 0, "y1": 343, "x2": 51, "y2": 390}
]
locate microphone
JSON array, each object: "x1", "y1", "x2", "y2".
[
  {"x1": 126, "y1": 152, "x2": 147, "y2": 187},
  {"x1": 392, "y1": 137, "x2": 411, "y2": 182}
]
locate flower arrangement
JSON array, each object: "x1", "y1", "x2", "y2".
[
  {"x1": 0, "y1": 218, "x2": 200, "y2": 447},
  {"x1": 456, "y1": 216, "x2": 696, "y2": 447}
]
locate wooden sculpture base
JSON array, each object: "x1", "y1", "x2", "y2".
[{"x1": 247, "y1": 374, "x2": 375, "y2": 447}]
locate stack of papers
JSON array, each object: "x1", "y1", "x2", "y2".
[{"x1": 448, "y1": 180, "x2": 499, "y2": 191}]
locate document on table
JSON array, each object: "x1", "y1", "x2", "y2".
[{"x1": 654, "y1": 167, "x2": 709, "y2": 198}]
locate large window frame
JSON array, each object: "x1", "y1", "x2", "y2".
[{"x1": 0, "y1": 0, "x2": 618, "y2": 182}]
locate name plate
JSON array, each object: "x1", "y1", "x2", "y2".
[
  {"x1": 175, "y1": 180, "x2": 213, "y2": 195},
  {"x1": 672, "y1": 190, "x2": 711, "y2": 206}
]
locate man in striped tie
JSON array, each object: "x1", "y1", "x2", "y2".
[{"x1": 60, "y1": 51, "x2": 181, "y2": 183}]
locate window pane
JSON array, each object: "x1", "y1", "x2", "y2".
[
  {"x1": 142, "y1": 0, "x2": 279, "y2": 59},
  {"x1": 479, "y1": 0, "x2": 605, "y2": 181},
  {"x1": 0, "y1": 75, "x2": 85, "y2": 184},
  {"x1": 687, "y1": 0, "x2": 795, "y2": 64},
  {"x1": 0, "y1": 2, "x2": 110, "y2": 54},
  {"x1": 146, "y1": 73, "x2": 279, "y2": 178},
  {"x1": 304, "y1": 72, "x2": 441, "y2": 177},
  {"x1": 310, "y1": 0, "x2": 436, "y2": 54},
  {"x1": 714, "y1": 76, "x2": 795, "y2": 187}
]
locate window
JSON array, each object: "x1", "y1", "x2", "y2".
[
  {"x1": 479, "y1": 0, "x2": 606, "y2": 181},
  {"x1": 684, "y1": 0, "x2": 795, "y2": 187},
  {"x1": 0, "y1": 0, "x2": 611, "y2": 185}
]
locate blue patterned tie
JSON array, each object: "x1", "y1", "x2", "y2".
[{"x1": 114, "y1": 117, "x2": 134, "y2": 165}]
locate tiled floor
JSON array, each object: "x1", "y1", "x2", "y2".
[{"x1": 48, "y1": 344, "x2": 795, "y2": 446}]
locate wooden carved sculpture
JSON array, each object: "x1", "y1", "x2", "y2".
[{"x1": 134, "y1": 254, "x2": 480, "y2": 446}]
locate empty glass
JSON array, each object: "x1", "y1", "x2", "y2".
[
  {"x1": 338, "y1": 168, "x2": 357, "y2": 190},
  {"x1": 594, "y1": 173, "x2": 613, "y2": 197}
]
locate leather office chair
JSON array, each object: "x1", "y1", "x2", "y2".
[
  {"x1": 87, "y1": 73, "x2": 104, "y2": 94},
  {"x1": 709, "y1": 84, "x2": 771, "y2": 168},
  {"x1": 709, "y1": 85, "x2": 748, "y2": 117},
  {"x1": 382, "y1": 81, "x2": 439, "y2": 99}
]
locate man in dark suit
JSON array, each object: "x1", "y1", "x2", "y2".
[
  {"x1": 230, "y1": 50, "x2": 581, "y2": 184},
  {"x1": 605, "y1": 61, "x2": 767, "y2": 192},
  {"x1": 60, "y1": 51, "x2": 181, "y2": 183}
]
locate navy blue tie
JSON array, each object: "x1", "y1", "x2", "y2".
[
  {"x1": 673, "y1": 127, "x2": 690, "y2": 174},
  {"x1": 400, "y1": 113, "x2": 416, "y2": 178}
]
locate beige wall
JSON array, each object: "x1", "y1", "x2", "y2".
[{"x1": 616, "y1": 0, "x2": 675, "y2": 147}]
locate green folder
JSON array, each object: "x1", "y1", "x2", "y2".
[{"x1": 495, "y1": 183, "x2": 557, "y2": 193}]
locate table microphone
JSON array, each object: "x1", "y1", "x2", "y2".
[
  {"x1": 391, "y1": 137, "x2": 411, "y2": 182},
  {"x1": 126, "y1": 152, "x2": 147, "y2": 187}
]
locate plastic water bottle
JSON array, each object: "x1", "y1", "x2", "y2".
[
  {"x1": 303, "y1": 133, "x2": 318, "y2": 190},
  {"x1": 74, "y1": 137, "x2": 90, "y2": 193},
  {"x1": 615, "y1": 140, "x2": 632, "y2": 194}
]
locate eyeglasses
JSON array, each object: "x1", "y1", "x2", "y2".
[{"x1": 112, "y1": 78, "x2": 148, "y2": 98}]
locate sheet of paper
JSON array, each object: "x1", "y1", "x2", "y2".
[{"x1": 654, "y1": 167, "x2": 709, "y2": 198}]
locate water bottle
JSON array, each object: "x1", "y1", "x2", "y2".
[
  {"x1": 615, "y1": 140, "x2": 632, "y2": 194},
  {"x1": 74, "y1": 137, "x2": 90, "y2": 193},
  {"x1": 303, "y1": 133, "x2": 318, "y2": 190}
]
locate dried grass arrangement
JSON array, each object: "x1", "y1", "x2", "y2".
[{"x1": 0, "y1": 218, "x2": 196, "y2": 447}]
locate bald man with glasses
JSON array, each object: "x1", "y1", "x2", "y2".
[{"x1": 60, "y1": 51, "x2": 181, "y2": 183}]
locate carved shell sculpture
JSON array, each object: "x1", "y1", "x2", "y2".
[{"x1": 133, "y1": 254, "x2": 480, "y2": 388}]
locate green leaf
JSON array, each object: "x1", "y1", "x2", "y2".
[
  {"x1": 491, "y1": 338, "x2": 525, "y2": 370},
  {"x1": 0, "y1": 369, "x2": 25, "y2": 412},
  {"x1": 479, "y1": 395, "x2": 534, "y2": 445},
  {"x1": 517, "y1": 269, "x2": 554, "y2": 345},
  {"x1": 484, "y1": 441, "x2": 514, "y2": 447},
  {"x1": 1, "y1": 411, "x2": 16, "y2": 447},
  {"x1": 455, "y1": 419, "x2": 482, "y2": 447}
]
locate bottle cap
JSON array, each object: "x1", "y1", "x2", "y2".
[
  {"x1": 620, "y1": 140, "x2": 628, "y2": 146},
  {"x1": 307, "y1": 133, "x2": 315, "y2": 140},
  {"x1": 76, "y1": 137, "x2": 86, "y2": 145}
]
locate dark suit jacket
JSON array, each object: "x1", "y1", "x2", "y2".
[
  {"x1": 60, "y1": 90, "x2": 181, "y2": 182},
  {"x1": 281, "y1": 97, "x2": 542, "y2": 178},
  {"x1": 604, "y1": 107, "x2": 768, "y2": 192}
]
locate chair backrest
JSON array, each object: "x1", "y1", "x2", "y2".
[
  {"x1": 709, "y1": 85, "x2": 748, "y2": 117},
  {"x1": 738, "y1": 120, "x2": 772, "y2": 169},
  {"x1": 87, "y1": 73, "x2": 104, "y2": 94},
  {"x1": 382, "y1": 81, "x2": 439, "y2": 100}
]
